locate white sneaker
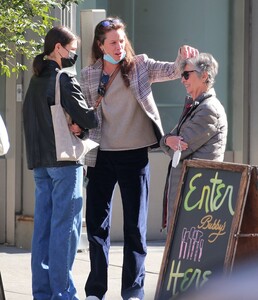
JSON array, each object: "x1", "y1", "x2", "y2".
[
  {"x1": 128, "y1": 298, "x2": 140, "y2": 300},
  {"x1": 86, "y1": 296, "x2": 101, "y2": 300}
]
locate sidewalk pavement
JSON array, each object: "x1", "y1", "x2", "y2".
[{"x1": 0, "y1": 241, "x2": 165, "y2": 300}]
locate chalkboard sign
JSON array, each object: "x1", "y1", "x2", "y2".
[{"x1": 155, "y1": 159, "x2": 251, "y2": 300}]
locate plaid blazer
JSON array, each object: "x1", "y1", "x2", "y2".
[{"x1": 80, "y1": 54, "x2": 181, "y2": 167}]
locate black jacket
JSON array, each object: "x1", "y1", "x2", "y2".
[{"x1": 23, "y1": 60, "x2": 97, "y2": 169}]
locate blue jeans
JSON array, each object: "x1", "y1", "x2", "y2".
[
  {"x1": 32, "y1": 165, "x2": 83, "y2": 300},
  {"x1": 85, "y1": 148, "x2": 149, "y2": 300}
]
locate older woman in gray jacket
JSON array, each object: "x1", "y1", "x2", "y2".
[{"x1": 160, "y1": 53, "x2": 228, "y2": 230}]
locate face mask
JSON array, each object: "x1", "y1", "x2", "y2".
[
  {"x1": 103, "y1": 51, "x2": 126, "y2": 64},
  {"x1": 60, "y1": 49, "x2": 78, "y2": 68}
]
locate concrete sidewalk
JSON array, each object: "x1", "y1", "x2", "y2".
[{"x1": 0, "y1": 241, "x2": 165, "y2": 300}]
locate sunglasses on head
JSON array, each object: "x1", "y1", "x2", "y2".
[
  {"x1": 181, "y1": 70, "x2": 197, "y2": 80},
  {"x1": 98, "y1": 74, "x2": 110, "y2": 97},
  {"x1": 99, "y1": 19, "x2": 122, "y2": 28}
]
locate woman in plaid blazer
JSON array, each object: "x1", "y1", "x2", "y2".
[{"x1": 80, "y1": 17, "x2": 198, "y2": 300}]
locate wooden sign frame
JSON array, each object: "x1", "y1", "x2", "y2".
[
  {"x1": 234, "y1": 166, "x2": 258, "y2": 261},
  {"x1": 155, "y1": 159, "x2": 251, "y2": 300}
]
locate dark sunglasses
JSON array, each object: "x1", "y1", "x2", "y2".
[
  {"x1": 98, "y1": 74, "x2": 110, "y2": 96},
  {"x1": 181, "y1": 70, "x2": 197, "y2": 80}
]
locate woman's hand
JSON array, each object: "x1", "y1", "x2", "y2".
[
  {"x1": 165, "y1": 135, "x2": 188, "y2": 151},
  {"x1": 179, "y1": 45, "x2": 199, "y2": 59},
  {"x1": 69, "y1": 123, "x2": 82, "y2": 136}
]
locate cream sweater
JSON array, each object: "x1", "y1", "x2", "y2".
[{"x1": 100, "y1": 72, "x2": 157, "y2": 150}]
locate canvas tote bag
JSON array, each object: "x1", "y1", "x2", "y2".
[
  {"x1": 0, "y1": 114, "x2": 10, "y2": 156},
  {"x1": 51, "y1": 70, "x2": 98, "y2": 161}
]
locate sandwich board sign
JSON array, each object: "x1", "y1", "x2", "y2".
[{"x1": 155, "y1": 159, "x2": 252, "y2": 300}]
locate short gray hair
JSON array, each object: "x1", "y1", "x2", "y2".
[{"x1": 180, "y1": 53, "x2": 219, "y2": 89}]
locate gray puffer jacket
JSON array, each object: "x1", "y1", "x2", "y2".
[{"x1": 160, "y1": 88, "x2": 228, "y2": 229}]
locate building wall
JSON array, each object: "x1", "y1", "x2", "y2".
[
  {"x1": 1, "y1": 0, "x2": 257, "y2": 248},
  {"x1": 106, "y1": 0, "x2": 230, "y2": 135},
  {"x1": 249, "y1": 0, "x2": 258, "y2": 165},
  {"x1": 231, "y1": 0, "x2": 250, "y2": 164},
  {"x1": 0, "y1": 75, "x2": 7, "y2": 243}
]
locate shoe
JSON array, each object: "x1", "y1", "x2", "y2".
[
  {"x1": 86, "y1": 296, "x2": 101, "y2": 300},
  {"x1": 128, "y1": 298, "x2": 140, "y2": 300}
]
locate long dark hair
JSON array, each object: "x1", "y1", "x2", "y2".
[
  {"x1": 92, "y1": 17, "x2": 135, "y2": 87},
  {"x1": 33, "y1": 26, "x2": 78, "y2": 76}
]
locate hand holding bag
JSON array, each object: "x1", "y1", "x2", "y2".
[{"x1": 51, "y1": 70, "x2": 98, "y2": 161}]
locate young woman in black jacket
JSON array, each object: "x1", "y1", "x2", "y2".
[{"x1": 23, "y1": 26, "x2": 97, "y2": 300}]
